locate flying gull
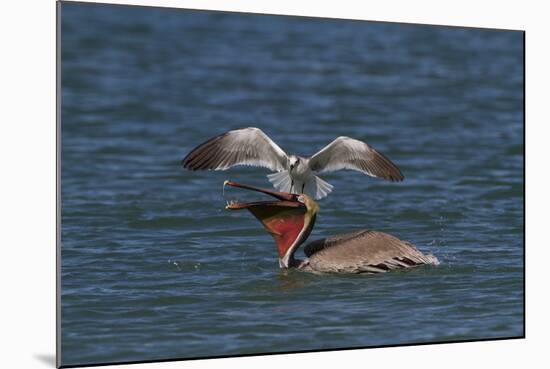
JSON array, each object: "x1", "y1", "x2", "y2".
[{"x1": 181, "y1": 127, "x2": 403, "y2": 200}]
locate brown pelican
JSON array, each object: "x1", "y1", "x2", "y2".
[
  {"x1": 182, "y1": 127, "x2": 403, "y2": 200},
  {"x1": 224, "y1": 180, "x2": 438, "y2": 273}
]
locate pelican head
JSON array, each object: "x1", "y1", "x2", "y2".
[{"x1": 224, "y1": 180, "x2": 319, "y2": 268}]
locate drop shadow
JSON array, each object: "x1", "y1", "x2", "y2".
[{"x1": 34, "y1": 353, "x2": 56, "y2": 367}]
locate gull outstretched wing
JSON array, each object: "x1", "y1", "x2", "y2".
[
  {"x1": 308, "y1": 136, "x2": 403, "y2": 181},
  {"x1": 182, "y1": 127, "x2": 289, "y2": 172}
]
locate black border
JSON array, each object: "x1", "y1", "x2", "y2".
[
  {"x1": 56, "y1": 1, "x2": 526, "y2": 368},
  {"x1": 522, "y1": 30, "x2": 526, "y2": 339},
  {"x1": 60, "y1": 336, "x2": 523, "y2": 369},
  {"x1": 56, "y1": 1, "x2": 62, "y2": 367}
]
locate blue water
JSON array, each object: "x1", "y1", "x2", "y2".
[{"x1": 60, "y1": 3, "x2": 524, "y2": 367}]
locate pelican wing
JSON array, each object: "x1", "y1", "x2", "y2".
[
  {"x1": 304, "y1": 230, "x2": 438, "y2": 274},
  {"x1": 308, "y1": 136, "x2": 404, "y2": 181},
  {"x1": 182, "y1": 127, "x2": 289, "y2": 171}
]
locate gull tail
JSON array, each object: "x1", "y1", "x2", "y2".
[
  {"x1": 268, "y1": 172, "x2": 333, "y2": 200},
  {"x1": 304, "y1": 175, "x2": 333, "y2": 200},
  {"x1": 267, "y1": 171, "x2": 293, "y2": 193}
]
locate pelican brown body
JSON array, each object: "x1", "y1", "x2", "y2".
[{"x1": 224, "y1": 181, "x2": 438, "y2": 274}]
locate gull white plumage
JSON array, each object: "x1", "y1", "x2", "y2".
[{"x1": 182, "y1": 127, "x2": 404, "y2": 199}]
